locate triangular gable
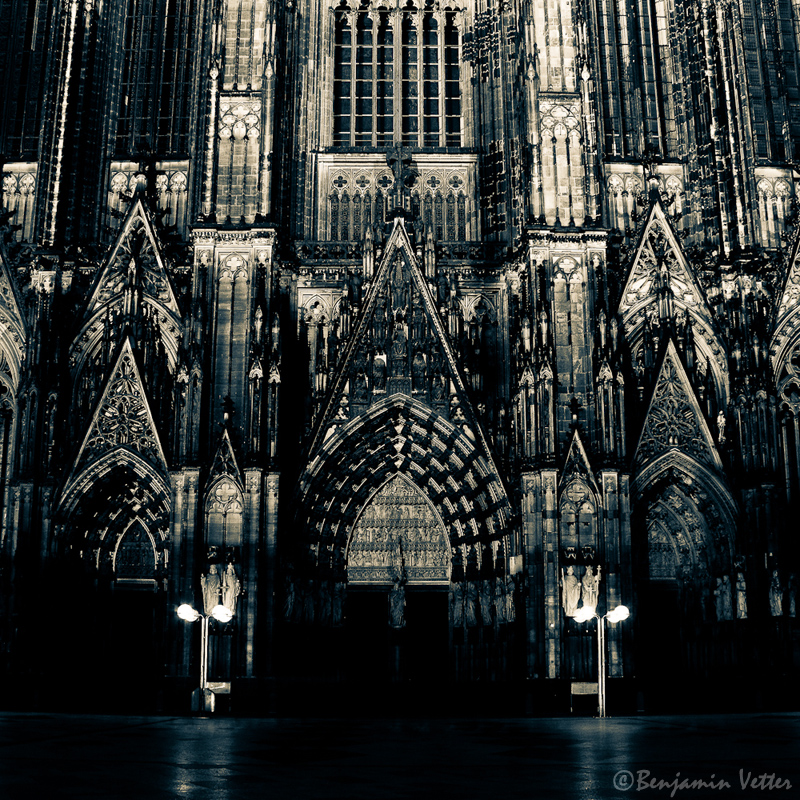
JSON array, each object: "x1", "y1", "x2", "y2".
[
  {"x1": 0, "y1": 242, "x2": 27, "y2": 348},
  {"x1": 560, "y1": 429, "x2": 597, "y2": 489},
  {"x1": 86, "y1": 193, "x2": 181, "y2": 317},
  {"x1": 634, "y1": 339, "x2": 723, "y2": 471},
  {"x1": 70, "y1": 337, "x2": 168, "y2": 476},
  {"x1": 775, "y1": 233, "x2": 800, "y2": 327},
  {"x1": 307, "y1": 217, "x2": 497, "y2": 469},
  {"x1": 207, "y1": 428, "x2": 243, "y2": 489},
  {"x1": 618, "y1": 201, "x2": 713, "y2": 325}
]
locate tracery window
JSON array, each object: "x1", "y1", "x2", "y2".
[{"x1": 333, "y1": 9, "x2": 462, "y2": 148}]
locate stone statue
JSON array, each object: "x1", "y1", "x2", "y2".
[
  {"x1": 201, "y1": 564, "x2": 221, "y2": 615},
  {"x1": 412, "y1": 350, "x2": 426, "y2": 392},
  {"x1": 222, "y1": 563, "x2": 241, "y2": 615},
  {"x1": 480, "y1": 579, "x2": 494, "y2": 626},
  {"x1": 332, "y1": 581, "x2": 346, "y2": 627},
  {"x1": 562, "y1": 566, "x2": 581, "y2": 617},
  {"x1": 450, "y1": 581, "x2": 464, "y2": 628},
  {"x1": 505, "y1": 574, "x2": 515, "y2": 623},
  {"x1": 788, "y1": 574, "x2": 797, "y2": 618},
  {"x1": 317, "y1": 581, "x2": 332, "y2": 626},
  {"x1": 303, "y1": 579, "x2": 315, "y2": 624},
  {"x1": 388, "y1": 577, "x2": 406, "y2": 629},
  {"x1": 716, "y1": 411, "x2": 726, "y2": 445},
  {"x1": 769, "y1": 570, "x2": 783, "y2": 617},
  {"x1": 372, "y1": 353, "x2": 387, "y2": 391},
  {"x1": 736, "y1": 571, "x2": 748, "y2": 619},
  {"x1": 283, "y1": 575, "x2": 295, "y2": 622},
  {"x1": 719, "y1": 574, "x2": 733, "y2": 620},
  {"x1": 465, "y1": 580, "x2": 478, "y2": 627},
  {"x1": 581, "y1": 565, "x2": 601, "y2": 610},
  {"x1": 493, "y1": 576, "x2": 506, "y2": 625},
  {"x1": 714, "y1": 577, "x2": 726, "y2": 621}
]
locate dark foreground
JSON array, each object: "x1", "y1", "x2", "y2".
[{"x1": 0, "y1": 712, "x2": 798, "y2": 800}]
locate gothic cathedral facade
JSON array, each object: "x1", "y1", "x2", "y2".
[{"x1": 0, "y1": 0, "x2": 799, "y2": 711}]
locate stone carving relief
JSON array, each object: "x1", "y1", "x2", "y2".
[
  {"x1": 78, "y1": 342, "x2": 164, "y2": 471},
  {"x1": 636, "y1": 345, "x2": 715, "y2": 467},
  {"x1": 113, "y1": 522, "x2": 158, "y2": 579},
  {"x1": 347, "y1": 475, "x2": 451, "y2": 584}
]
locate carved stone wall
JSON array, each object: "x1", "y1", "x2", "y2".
[{"x1": 347, "y1": 475, "x2": 450, "y2": 584}]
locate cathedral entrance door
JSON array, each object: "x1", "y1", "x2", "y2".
[
  {"x1": 103, "y1": 587, "x2": 162, "y2": 711},
  {"x1": 403, "y1": 588, "x2": 449, "y2": 700}
]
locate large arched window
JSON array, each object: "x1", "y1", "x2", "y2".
[{"x1": 333, "y1": 10, "x2": 462, "y2": 148}]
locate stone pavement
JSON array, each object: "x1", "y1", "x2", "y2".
[{"x1": 0, "y1": 712, "x2": 797, "y2": 800}]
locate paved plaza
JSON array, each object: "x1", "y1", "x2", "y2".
[{"x1": 0, "y1": 712, "x2": 797, "y2": 800}]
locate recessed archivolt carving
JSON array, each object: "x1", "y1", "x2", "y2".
[{"x1": 293, "y1": 399, "x2": 513, "y2": 577}]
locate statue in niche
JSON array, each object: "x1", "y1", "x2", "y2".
[
  {"x1": 412, "y1": 350, "x2": 426, "y2": 392},
  {"x1": 437, "y1": 271, "x2": 449, "y2": 307},
  {"x1": 581, "y1": 565, "x2": 601, "y2": 610},
  {"x1": 390, "y1": 255, "x2": 409, "y2": 311},
  {"x1": 450, "y1": 581, "x2": 464, "y2": 628},
  {"x1": 465, "y1": 581, "x2": 478, "y2": 627},
  {"x1": 562, "y1": 565, "x2": 581, "y2": 617},
  {"x1": 353, "y1": 371, "x2": 368, "y2": 402},
  {"x1": 372, "y1": 353, "x2": 387, "y2": 391},
  {"x1": 349, "y1": 269, "x2": 363, "y2": 308},
  {"x1": 717, "y1": 411, "x2": 726, "y2": 445},
  {"x1": 431, "y1": 370, "x2": 446, "y2": 401},
  {"x1": 719, "y1": 574, "x2": 734, "y2": 620},
  {"x1": 390, "y1": 327, "x2": 408, "y2": 375},
  {"x1": 283, "y1": 574, "x2": 295, "y2": 622},
  {"x1": 201, "y1": 564, "x2": 221, "y2": 614},
  {"x1": 788, "y1": 574, "x2": 797, "y2": 618},
  {"x1": 769, "y1": 570, "x2": 783, "y2": 617},
  {"x1": 494, "y1": 576, "x2": 506, "y2": 625},
  {"x1": 736, "y1": 571, "x2": 748, "y2": 619},
  {"x1": 373, "y1": 299, "x2": 387, "y2": 342},
  {"x1": 505, "y1": 574, "x2": 516, "y2": 623},
  {"x1": 388, "y1": 576, "x2": 406, "y2": 629},
  {"x1": 317, "y1": 581, "x2": 332, "y2": 626},
  {"x1": 303, "y1": 579, "x2": 315, "y2": 624},
  {"x1": 714, "y1": 577, "x2": 726, "y2": 621},
  {"x1": 332, "y1": 581, "x2": 346, "y2": 626},
  {"x1": 480, "y1": 579, "x2": 494, "y2": 626},
  {"x1": 222, "y1": 564, "x2": 241, "y2": 615},
  {"x1": 412, "y1": 304, "x2": 425, "y2": 342}
]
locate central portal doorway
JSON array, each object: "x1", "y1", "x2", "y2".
[{"x1": 343, "y1": 586, "x2": 450, "y2": 711}]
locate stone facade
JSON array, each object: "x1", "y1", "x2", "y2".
[{"x1": 0, "y1": 0, "x2": 799, "y2": 710}]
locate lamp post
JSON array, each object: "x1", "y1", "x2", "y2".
[
  {"x1": 177, "y1": 603, "x2": 234, "y2": 702},
  {"x1": 573, "y1": 603, "x2": 630, "y2": 717}
]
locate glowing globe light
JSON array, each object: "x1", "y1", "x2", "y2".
[
  {"x1": 607, "y1": 605, "x2": 630, "y2": 623},
  {"x1": 177, "y1": 604, "x2": 200, "y2": 622},
  {"x1": 573, "y1": 605, "x2": 597, "y2": 623},
  {"x1": 211, "y1": 604, "x2": 234, "y2": 623}
]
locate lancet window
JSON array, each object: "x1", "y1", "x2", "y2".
[{"x1": 332, "y1": 8, "x2": 462, "y2": 148}]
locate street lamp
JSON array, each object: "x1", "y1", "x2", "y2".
[
  {"x1": 176, "y1": 603, "x2": 234, "y2": 703},
  {"x1": 573, "y1": 603, "x2": 630, "y2": 717}
]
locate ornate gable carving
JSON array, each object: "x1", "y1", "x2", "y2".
[
  {"x1": 634, "y1": 340, "x2": 722, "y2": 471},
  {"x1": 308, "y1": 218, "x2": 494, "y2": 467},
  {"x1": 86, "y1": 194, "x2": 181, "y2": 317},
  {"x1": 560, "y1": 430, "x2": 596, "y2": 489},
  {"x1": 776, "y1": 235, "x2": 800, "y2": 325},
  {"x1": 207, "y1": 428, "x2": 243, "y2": 489},
  {"x1": 619, "y1": 203, "x2": 712, "y2": 324},
  {"x1": 71, "y1": 338, "x2": 167, "y2": 475}
]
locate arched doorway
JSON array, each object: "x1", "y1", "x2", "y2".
[
  {"x1": 633, "y1": 465, "x2": 736, "y2": 711},
  {"x1": 344, "y1": 474, "x2": 451, "y2": 695}
]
